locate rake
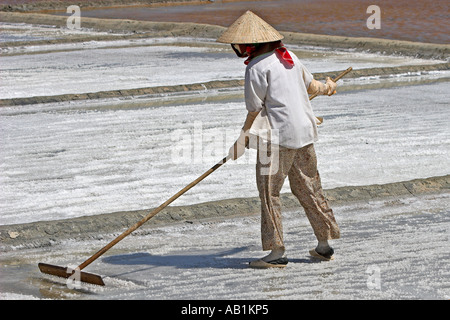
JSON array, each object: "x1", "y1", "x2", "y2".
[{"x1": 38, "y1": 67, "x2": 352, "y2": 286}]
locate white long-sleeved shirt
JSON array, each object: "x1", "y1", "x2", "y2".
[{"x1": 245, "y1": 50, "x2": 318, "y2": 149}]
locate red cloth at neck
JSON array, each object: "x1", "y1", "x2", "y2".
[
  {"x1": 244, "y1": 46, "x2": 294, "y2": 67},
  {"x1": 275, "y1": 46, "x2": 294, "y2": 67}
]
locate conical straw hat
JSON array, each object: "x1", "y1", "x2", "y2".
[{"x1": 217, "y1": 10, "x2": 284, "y2": 44}]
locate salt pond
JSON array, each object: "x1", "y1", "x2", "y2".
[{"x1": 1, "y1": 81, "x2": 449, "y2": 225}]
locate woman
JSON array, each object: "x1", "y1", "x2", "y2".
[{"x1": 217, "y1": 11, "x2": 340, "y2": 268}]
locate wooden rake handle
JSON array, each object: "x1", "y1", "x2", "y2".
[
  {"x1": 77, "y1": 155, "x2": 231, "y2": 271},
  {"x1": 309, "y1": 67, "x2": 353, "y2": 100},
  {"x1": 76, "y1": 67, "x2": 354, "y2": 272}
]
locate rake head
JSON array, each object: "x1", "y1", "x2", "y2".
[{"x1": 38, "y1": 263, "x2": 105, "y2": 286}]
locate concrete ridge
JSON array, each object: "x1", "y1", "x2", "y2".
[{"x1": 0, "y1": 175, "x2": 448, "y2": 251}]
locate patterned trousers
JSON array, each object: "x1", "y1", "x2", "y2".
[{"x1": 256, "y1": 142, "x2": 340, "y2": 250}]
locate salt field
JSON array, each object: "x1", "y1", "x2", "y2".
[
  {"x1": 1, "y1": 81, "x2": 449, "y2": 225},
  {"x1": 0, "y1": 22, "x2": 442, "y2": 100},
  {"x1": 1, "y1": 192, "x2": 449, "y2": 300},
  {"x1": 0, "y1": 8, "x2": 449, "y2": 301},
  {"x1": 1, "y1": 22, "x2": 449, "y2": 225}
]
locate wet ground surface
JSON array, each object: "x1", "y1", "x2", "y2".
[
  {"x1": 1, "y1": 192, "x2": 449, "y2": 299},
  {"x1": 46, "y1": 0, "x2": 450, "y2": 44}
]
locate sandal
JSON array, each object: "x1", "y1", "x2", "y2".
[
  {"x1": 249, "y1": 257, "x2": 288, "y2": 269},
  {"x1": 309, "y1": 248, "x2": 335, "y2": 261}
]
